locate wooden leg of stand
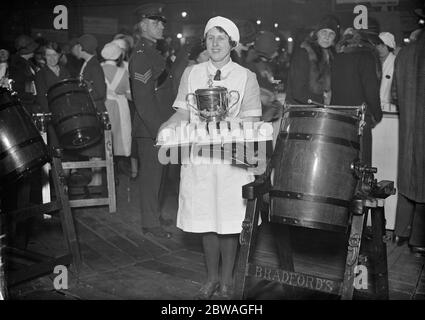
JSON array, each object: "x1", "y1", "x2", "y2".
[
  {"x1": 371, "y1": 206, "x2": 389, "y2": 299},
  {"x1": 51, "y1": 155, "x2": 82, "y2": 272},
  {"x1": 104, "y1": 130, "x2": 116, "y2": 213},
  {"x1": 341, "y1": 200, "x2": 365, "y2": 300},
  {"x1": 234, "y1": 198, "x2": 260, "y2": 300},
  {"x1": 273, "y1": 224, "x2": 294, "y2": 271},
  {"x1": 271, "y1": 223, "x2": 297, "y2": 298}
]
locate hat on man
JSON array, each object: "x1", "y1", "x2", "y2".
[
  {"x1": 379, "y1": 32, "x2": 396, "y2": 49},
  {"x1": 15, "y1": 35, "x2": 38, "y2": 55},
  {"x1": 78, "y1": 34, "x2": 98, "y2": 55},
  {"x1": 254, "y1": 31, "x2": 278, "y2": 59},
  {"x1": 204, "y1": 16, "x2": 240, "y2": 45},
  {"x1": 101, "y1": 42, "x2": 123, "y2": 60},
  {"x1": 135, "y1": 3, "x2": 166, "y2": 23}
]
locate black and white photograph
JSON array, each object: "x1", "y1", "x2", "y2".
[{"x1": 0, "y1": 0, "x2": 424, "y2": 306}]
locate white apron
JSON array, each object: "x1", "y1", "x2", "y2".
[
  {"x1": 176, "y1": 61, "x2": 256, "y2": 234},
  {"x1": 380, "y1": 53, "x2": 396, "y2": 112},
  {"x1": 103, "y1": 63, "x2": 132, "y2": 156}
]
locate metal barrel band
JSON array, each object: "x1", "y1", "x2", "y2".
[
  {"x1": 279, "y1": 132, "x2": 360, "y2": 150},
  {"x1": 269, "y1": 215, "x2": 348, "y2": 233},
  {"x1": 47, "y1": 89, "x2": 88, "y2": 105},
  {"x1": 53, "y1": 112, "x2": 100, "y2": 126},
  {"x1": 0, "y1": 135, "x2": 45, "y2": 161},
  {"x1": 287, "y1": 110, "x2": 359, "y2": 125},
  {"x1": 269, "y1": 190, "x2": 351, "y2": 208},
  {"x1": 0, "y1": 156, "x2": 50, "y2": 188}
]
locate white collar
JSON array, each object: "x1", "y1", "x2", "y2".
[{"x1": 103, "y1": 60, "x2": 117, "y2": 66}]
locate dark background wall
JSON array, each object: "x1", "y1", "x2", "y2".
[{"x1": 1, "y1": 0, "x2": 423, "y2": 51}]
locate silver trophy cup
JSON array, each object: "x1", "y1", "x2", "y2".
[{"x1": 186, "y1": 86, "x2": 240, "y2": 122}]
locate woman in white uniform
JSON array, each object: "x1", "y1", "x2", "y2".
[
  {"x1": 101, "y1": 42, "x2": 132, "y2": 157},
  {"x1": 376, "y1": 32, "x2": 397, "y2": 112},
  {"x1": 159, "y1": 16, "x2": 262, "y2": 299}
]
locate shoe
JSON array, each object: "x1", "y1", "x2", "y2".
[
  {"x1": 159, "y1": 216, "x2": 174, "y2": 227},
  {"x1": 142, "y1": 227, "x2": 172, "y2": 239},
  {"x1": 409, "y1": 245, "x2": 425, "y2": 257},
  {"x1": 194, "y1": 281, "x2": 220, "y2": 300},
  {"x1": 217, "y1": 283, "x2": 234, "y2": 300}
]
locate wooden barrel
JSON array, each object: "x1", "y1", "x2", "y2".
[
  {"x1": 0, "y1": 88, "x2": 49, "y2": 188},
  {"x1": 47, "y1": 79, "x2": 102, "y2": 150},
  {"x1": 270, "y1": 107, "x2": 361, "y2": 232}
]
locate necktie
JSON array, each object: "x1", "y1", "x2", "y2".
[{"x1": 214, "y1": 69, "x2": 221, "y2": 81}]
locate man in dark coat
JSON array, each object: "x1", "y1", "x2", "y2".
[
  {"x1": 73, "y1": 34, "x2": 106, "y2": 157},
  {"x1": 393, "y1": 27, "x2": 425, "y2": 255},
  {"x1": 129, "y1": 3, "x2": 175, "y2": 238},
  {"x1": 74, "y1": 34, "x2": 106, "y2": 114},
  {"x1": 8, "y1": 35, "x2": 40, "y2": 114},
  {"x1": 71, "y1": 34, "x2": 107, "y2": 185},
  {"x1": 331, "y1": 30, "x2": 383, "y2": 165}
]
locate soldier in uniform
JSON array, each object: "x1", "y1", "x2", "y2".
[{"x1": 129, "y1": 3, "x2": 175, "y2": 238}]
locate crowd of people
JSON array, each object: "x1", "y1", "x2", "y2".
[{"x1": 1, "y1": 2, "x2": 424, "y2": 300}]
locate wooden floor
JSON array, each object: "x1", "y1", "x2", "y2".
[{"x1": 6, "y1": 169, "x2": 425, "y2": 300}]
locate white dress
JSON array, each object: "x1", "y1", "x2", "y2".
[
  {"x1": 173, "y1": 59, "x2": 262, "y2": 234},
  {"x1": 102, "y1": 61, "x2": 132, "y2": 156}
]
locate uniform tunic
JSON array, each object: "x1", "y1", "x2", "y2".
[
  {"x1": 129, "y1": 37, "x2": 175, "y2": 228},
  {"x1": 173, "y1": 60, "x2": 262, "y2": 234}
]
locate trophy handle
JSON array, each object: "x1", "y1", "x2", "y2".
[
  {"x1": 185, "y1": 93, "x2": 200, "y2": 114},
  {"x1": 228, "y1": 90, "x2": 240, "y2": 111}
]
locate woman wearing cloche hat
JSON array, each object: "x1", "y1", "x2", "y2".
[
  {"x1": 159, "y1": 16, "x2": 262, "y2": 300},
  {"x1": 286, "y1": 15, "x2": 340, "y2": 106}
]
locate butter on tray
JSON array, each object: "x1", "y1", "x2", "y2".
[
  {"x1": 157, "y1": 121, "x2": 273, "y2": 146},
  {"x1": 175, "y1": 120, "x2": 190, "y2": 143},
  {"x1": 196, "y1": 122, "x2": 209, "y2": 141},
  {"x1": 229, "y1": 121, "x2": 243, "y2": 139}
]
